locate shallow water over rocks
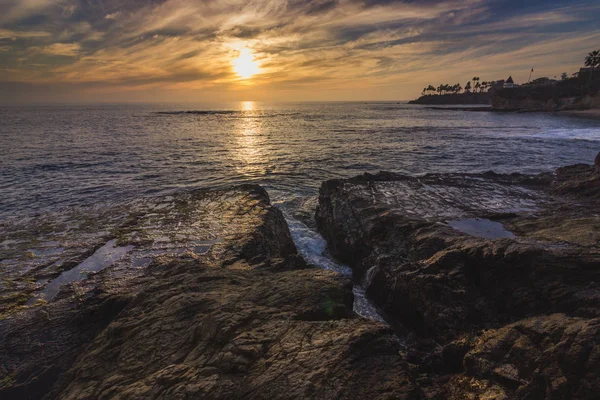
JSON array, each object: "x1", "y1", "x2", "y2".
[
  {"x1": 447, "y1": 218, "x2": 516, "y2": 239},
  {"x1": 30, "y1": 239, "x2": 134, "y2": 303}
]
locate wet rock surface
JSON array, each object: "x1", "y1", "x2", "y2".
[
  {"x1": 0, "y1": 185, "x2": 416, "y2": 399},
  {"x1": 3, "y1": 161, "x2": 599, "y2": 399},
  {"x1": 316, "y1": 163, "x2": 600, "y2": 398}
]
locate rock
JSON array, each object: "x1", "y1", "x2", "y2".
[
  {"x1": 551, "y1": 163, "x2": 600, "y2": 198},
  {"x1": 3, "y1": 161, "x2": 599, "y2": 399},
  {"x1": 491, "y1": 80, "x2": 600, "y2": 111},
  {"x1": 0, "y1": 185, "x2": 417, "y2": 399},
  {"x1": 58, "y1": 262, "x2": 416, "y2": 400},
  {"x1": 408, "y1": 93, "x2": 490, "y2": 106},
  {"x1": 316, "y1": 165, "x2": 600, "y2": 397},
  {"x1": 461, "y1": 314, "x2": 600, "y2": 399},
  {"x1": 317, "y1": 169, "x2": 599, "y2": 339}
]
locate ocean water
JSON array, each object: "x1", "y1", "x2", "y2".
[
  {"x1": 1, "y1": 102, "x2": 598, "y2": 219},
  {"x1": 1, "y1": 102, "x2": 599, "y2": 317}
]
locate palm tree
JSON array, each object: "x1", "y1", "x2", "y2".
[
  {"x1": 585, "y1": 49, "x2": 600, "y2": 80},
  {"x1": 585, "y1": 50, "x2": 600, "y2": 69},
  {"x1": 474, "y1": 82, "x2": 481, "y2": 93},
  {"x1": 472, "y1": 77, "x2": 480, "y2": 92},
  {"x1": 465, "y1": 81, "x2": 472, "y2": 93}
]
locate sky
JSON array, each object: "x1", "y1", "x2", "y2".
[{"x1": 0, "y1": 0, "x2": 599, "y2": 103}]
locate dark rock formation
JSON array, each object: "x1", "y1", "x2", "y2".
[
  {"x1": 316, "y1": 162, "x2": 600, "y2": 398},
  {"x1": 3, "y1": 160, "x2": 600, "y2": 399},
  {"x1": 460, "y1": 315, "x2": 600, "y2": 399},
  {"x1": 0, "y1": 186, "x2": 416, "y2": 400},
  {"x1": 491, "y1": 78, "x2": 600, "y2": 111}
]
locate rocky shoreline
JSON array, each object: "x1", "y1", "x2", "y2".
[
  {"x1": 1, "y1": 185, "x2": 416, "y2": 399},
  {"x1": 316, "y1": 160, "x2": 600, "y2": 398},
  {"x1": 1, "y1": 159, "x2": 599, "y2": 399}
]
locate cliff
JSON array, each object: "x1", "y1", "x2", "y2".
[
  {"x1": 492, "y1": 77, "x2": 600, "y2": 111},
  {"x1": 409, "y1": 92, "x2": 490, "y2": 105}
]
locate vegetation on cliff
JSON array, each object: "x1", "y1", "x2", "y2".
[{"x1": 411, "y1": 48, "x2": 600, "y2": 107}]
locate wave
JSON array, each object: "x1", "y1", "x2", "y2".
[{"x1": 523, "y1": 128, "x2": 600, "y2": 141}]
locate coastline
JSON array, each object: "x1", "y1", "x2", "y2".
[
  {"x1": 422, "y1": 104, "x2": 600, "y2": 119},
  {"x1": 558, "y1": 109, "x2": 600, "y2": 120},
  {"x1": 2, "y1": 157, "x2": 600, "y2": 398}
]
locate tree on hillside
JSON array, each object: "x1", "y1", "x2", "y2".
[
  {"x1": 561, "y1": 72, "x2": 568, "y2": 80},
  {"x1": 422, "y1": 85, "x2": 436, "y2": 96},
  {"x1": 472, "y1": 77, "x2": 480, "y2": 91},
  {"x1": 528, "y1": 77, "x2": 555, "y2": 86},
  {"x1": 585, "y1": 50, "x2": 600, "y2": 70},
  {"x1": 585, "y1": 49, "x2": 600, "y2": 81}
]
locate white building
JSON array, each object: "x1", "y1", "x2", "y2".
[{"x1": 503, "y1": 76, "x2": 515, "y2": 88}]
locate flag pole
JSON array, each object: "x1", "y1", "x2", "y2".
[{"x1": 528, "y1": 68, "x2": 534, "y2": 83}]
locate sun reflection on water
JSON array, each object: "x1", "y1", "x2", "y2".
[
  {"x1": 232, "y1": 101, "x2": 269, "y2": 179},
  {"x1": 242, "y1": 101, "x2": 254, "y2": 111}
]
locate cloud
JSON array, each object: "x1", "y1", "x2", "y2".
[
  {"x1": 0, "y1": 28, "x2": 50, "y2": 39},
  {"x1": 105, "y1": 12, "x2": 122, "y2": 20},
  {"x1": 0, "y1": 0, "x2": 599, "y2": 102},
  {"x1": 0, "y1": 0, "x2": 57, "y2": 25},
  {"x1": 37, "y1": 42, "x2": 80, "y2": 56}
]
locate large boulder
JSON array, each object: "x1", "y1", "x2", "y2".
[
  {"x1": 460, "y1": 314, "x2": 600, "y2": 400},
  {"x1": 316, "y1": 164, "x2": 600, "y2": 398}
]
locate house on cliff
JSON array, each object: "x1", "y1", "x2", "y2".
[{"x1": 503, "y1": 76, "x2": 515, "y2": 88}]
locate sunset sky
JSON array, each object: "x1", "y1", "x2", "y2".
[{"x1": 1, "y1": 0, "x2": 599, "y2": 103}]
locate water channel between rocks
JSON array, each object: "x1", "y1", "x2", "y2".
[{"x1": 279, "y1": 208, "x2": 386, "y2": 324}]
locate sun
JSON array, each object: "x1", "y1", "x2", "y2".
[{"x1": 233, "y1": 48, "x2": 260, "y2": 79}]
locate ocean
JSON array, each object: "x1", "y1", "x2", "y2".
[
  {"x1": 1, "y1": 101, "x2": 599, "y2": 317},
  {"x1": 2, "y1": 102, "x2": 599, "y2": 218}
]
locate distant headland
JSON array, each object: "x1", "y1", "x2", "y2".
[{"x1": 409, "y1": 48, "x2": 600, "y2": 114}]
